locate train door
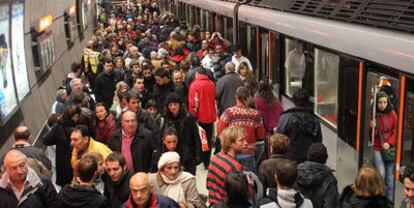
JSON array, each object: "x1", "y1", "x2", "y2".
[
  {"x1": 361, "y1": 70, "x2": 400, "y2": 164},
  {"x1": 360, "y1": 64, "x2": 401, "y2": 202},
  {"x1": 401, "y1": 78, "x2": 414, "y2": 171}
]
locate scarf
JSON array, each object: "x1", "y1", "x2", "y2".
[{"x1": 159, "y1": 172, "x2": 194, "y2": 203}]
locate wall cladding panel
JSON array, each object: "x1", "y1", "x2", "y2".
[{"x1": 2, "y1": 0, "x2": 97, "y2": 151}]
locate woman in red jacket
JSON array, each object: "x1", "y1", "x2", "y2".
[
  {"x1": 369, "y1": 91, "x2": 397, "y2": 202},
  {"x1": 95, "y1": 102, "x2": 117, "y2": 145}
]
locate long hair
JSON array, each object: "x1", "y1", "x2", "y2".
[
  {"x1": 376, "y1": 91, "x2": 393, "y2": 114},
  {"x1": 353, "y1": 164, "x2": 385, "y2": 197},
  {"x1": 257, "y1": 80, "x2": 276, "y2": 105}
]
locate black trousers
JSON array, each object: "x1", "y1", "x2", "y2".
[{"x1": 198, "y1": 122, "x2": 214, "y2": 167}]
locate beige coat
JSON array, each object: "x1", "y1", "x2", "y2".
[{"x1": 149, "y1": 172, "x2": 206, "y2": 208}]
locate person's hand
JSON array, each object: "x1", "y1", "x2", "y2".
[
  {"x1": 369, "y1": 120, "x2": 376, "y2": 128},
  {"x1": 245, "y1": 173, "x2": 254, "y2": 186},
  {"x1": 383, "y1": 142, "x2": 390, "y2": 150}
]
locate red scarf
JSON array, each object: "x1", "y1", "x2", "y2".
[{"x1": 125, "y1": 193, "x2": 158, "y2": 208}]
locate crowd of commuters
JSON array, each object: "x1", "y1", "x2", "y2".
[{"x1": 0, "y1": 0, "x2": 411, "y2": 207}]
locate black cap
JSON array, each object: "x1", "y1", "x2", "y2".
[{"x1": 165, "y1": 92, "x2": 181, "y2": 106}]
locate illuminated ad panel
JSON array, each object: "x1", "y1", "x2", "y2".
[
  {"x1": 11, "y1": 0, "x2": 29, "y2": 100},
  {"x1": 0, "y1": 0, "x2": 18, "y2": 122}
]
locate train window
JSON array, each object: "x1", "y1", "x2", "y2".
[
  {"x1": 401, "y1": 78, "x2": 414, "y2": 175},
  {"x1": 284, "y1": 38, "x2": 314, "y2": 100},
  {"x1": 337, "y1": 56, "x2": 359, "y2": 149},
  {"x1": 314, "y1": 48, "x2": 339, "y2": 127}
]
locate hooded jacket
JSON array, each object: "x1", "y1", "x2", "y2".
[
  {"x1": 295, "y1": 161, "x2": 337, "y2": 208},
  {"x1": 257, "y1": 188, "x2": 313, "y2": 208},
  {"x1": 276, "y1": 107, "x2": 322, "y2": 163},
  {"x1": 58, "y1": 184, "x2": 108, "y2": 208},
  {"x1": 164, "y1": 97, "x2": 201, "y2": 175}
]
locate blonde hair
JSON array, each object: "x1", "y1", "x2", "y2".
[
  {"x1": 353, "y1": 164, "x2": 385, "y2": 197},
  {"x1": 220, "y1": 126, "x2": 246, "y2": 153}
]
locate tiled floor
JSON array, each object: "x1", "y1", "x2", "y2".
[{"x1": 195, "y1": 163, "x2": 208, "y2": 195}]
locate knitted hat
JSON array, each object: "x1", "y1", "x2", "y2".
[
  {"x1": 157, "y1": 48, "x2": 168, "y2": 59},
  {"x1": 150, "y1": 51, "x2": 158, "y2": 59},
  {"x1": 165, "y1": 92, "x2": 181, "y2": 106},
  {"x1": 158, "y1": 151, "x2": 180, "y2": 170}
]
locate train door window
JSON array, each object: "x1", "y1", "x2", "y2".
[
  {"x1": 185, "y1": 4, "x2": 189, "y2": 24},
  {"x1": 259, "y1": 30, "x2": 269, "y2": 80},
  {"x1": 239, "y1": 22, "x2": 256, "y2": 70},
  {"x1": 189, "y1": 6, "x2": 194, "y2": 26},
  {"x1": 284, "y1": 38, "x2": 314, "y2": 99},
  {"x1": 361, "y1": 68, "x2": 400, "y2": 165},
  {"x1": 205, "y1": 11, "x2": 212, "y2": 32},
  {"x1": 268, "y1": 31, "x2": 281, "y2": 93},
  {"x1": 195, "y1": 8, "x2": 201, "y2": 26},
  {"x1": 314, "y1": 48, "x2": 339, "y2": 128},
  {"x1": 337, "y1": 56, "x2": 360, "y2": 149},
  {"x1": 200, "y1": 9, "x2": 205, "y2": 30},
  {"x1": 401, "y1": 78, "x2": 414, "y2": 174},
  {"x1": 224, "y1": 17, "x2": 233, "y2": 42}
]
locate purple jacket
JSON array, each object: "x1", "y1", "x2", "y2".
[{"x1": 254, "y1": 96, "x2": 284, "y2": 133}]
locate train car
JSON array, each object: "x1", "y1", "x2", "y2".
[{"x1": 171, "y1": 0, "x2": 414, "y2": 203}]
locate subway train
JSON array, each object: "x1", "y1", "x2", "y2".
[{"x1": 165, "y1": 0, "x2": 414, "y2": 204}]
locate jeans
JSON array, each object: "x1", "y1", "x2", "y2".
[
  {"x1": 255, "y1": 142, "x2": 265, "y2": 168},
  {"x1": 237, "y1": 154, "x2": 256, "y2": 173},
  {"x1": 373, "y1": 150, "x2": 395, "y2": 202}
]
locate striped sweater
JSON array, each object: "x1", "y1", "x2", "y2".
[{"x1": 207, "y1": 152, "x2": 243, "y2": 205}]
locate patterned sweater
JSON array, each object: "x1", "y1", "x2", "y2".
[{"x1": 217, "y1": 104, "x2": 265, "y2": 154}]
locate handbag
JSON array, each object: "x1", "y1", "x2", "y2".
[{"x1": 376, "y1": 121, "x2": 396, "y2": 162}]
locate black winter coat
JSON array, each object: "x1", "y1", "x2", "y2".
[
  {"x1": 94, "y1": 72, "x2": 119, "y2": 108},
  {"x1": 295, "y1": 161, "x2": 338, "y2": 208},
  {"x1": 109, "y1": 127, "x2": 154, "y2": 173},
  {"x1": 337, "y1": 185, "x2": 391, "y2": 208},
  {"x1": 276, "y1": 107, "x2": 322, "y2": 163},
  {"x1": 103, "y1": 170, "x2": 132, "y2": 208},
  {"x1": 58, "y1": 184, "x2": 109, "y2": 208},
  {"x1": 163, "y1": 109, "x2": 201, "y2": 175},
  {"x1": 42, "y1": 119, "x2": 74, "y2": 186},
  {"x1": 153, "y1": 81, "x2": 175, "y2": 115}
]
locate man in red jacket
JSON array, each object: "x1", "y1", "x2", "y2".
[{"x1": 188, "y1": 67, "x2": 217, "y2": 168}]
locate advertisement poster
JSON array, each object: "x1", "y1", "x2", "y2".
[
  {"x1": 11, "y1": 0, "x2": 29, "y2": 100},
  {"x1": 0, "y1": 0, "x2": 18, "y2": 121},
  {"x1": 37, "y1": 31, "x2": 55, "y2": 70}
]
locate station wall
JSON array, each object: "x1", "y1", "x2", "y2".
[{"x1": 0, "y1": 0, "x2": 97, "y2": 155}]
